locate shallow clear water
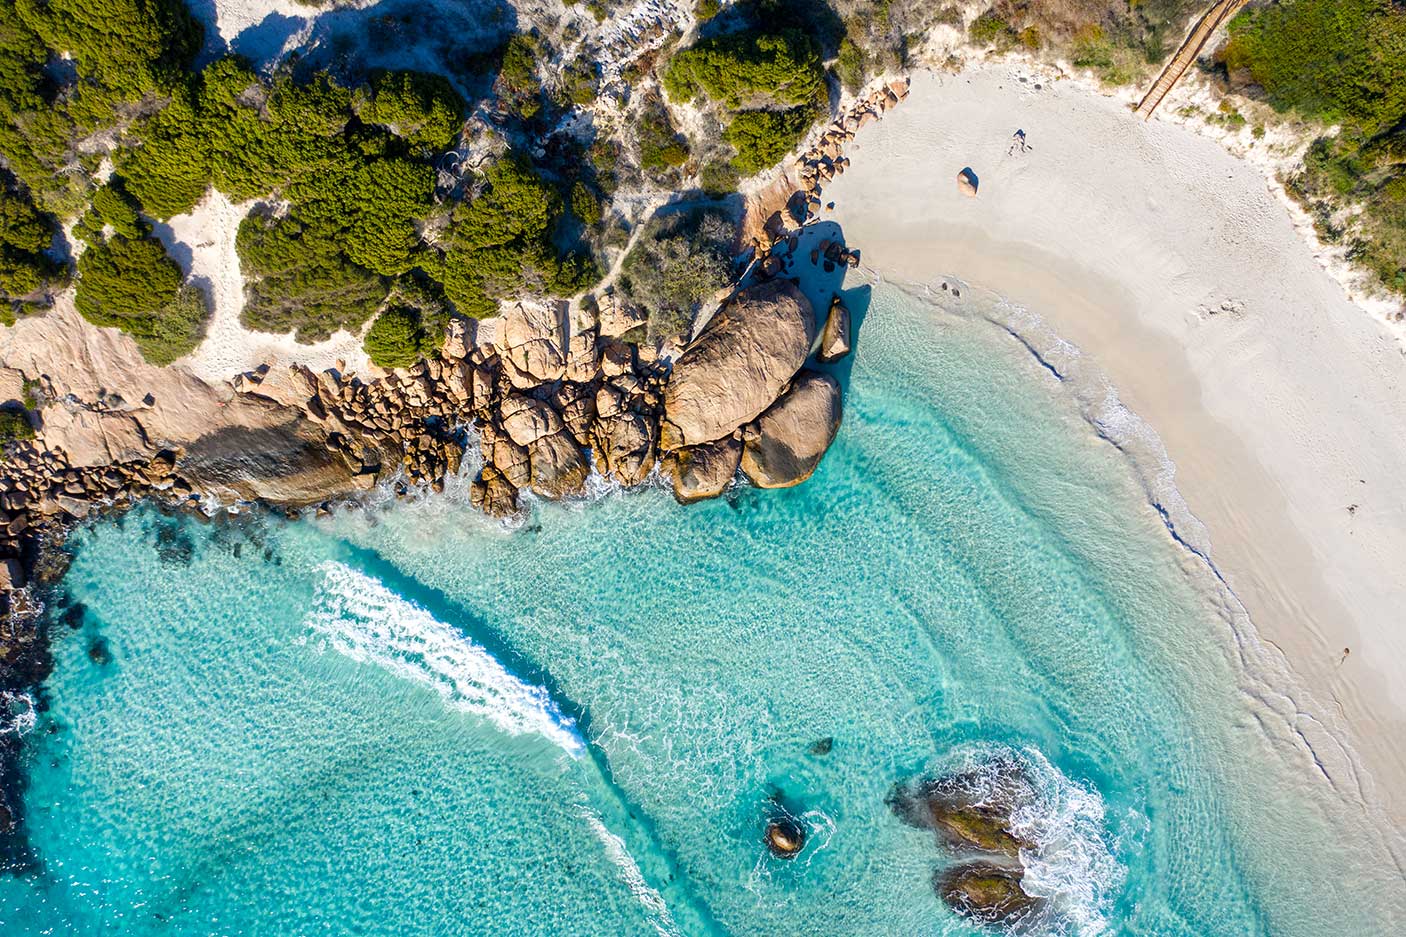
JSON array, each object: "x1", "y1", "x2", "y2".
[{"x1": 3, "y1": 284, "x2": 1401, "y2": 935}]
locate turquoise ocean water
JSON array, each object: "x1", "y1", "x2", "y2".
[{"x1": 2, "y1": 283, "x2": 1402, "y2": 935}]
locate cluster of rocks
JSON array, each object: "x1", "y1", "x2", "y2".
[
  {"x1": 0, "y1": 443, "x2": 188, "y2": 594},
  {"x1": 889, "y1": 765, "x2": 1043, "y2": 928},
  {"x1": 796, "y1": 77, "x2": 911, "y2": 210}
]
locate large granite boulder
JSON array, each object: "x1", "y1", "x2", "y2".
[
  {"x1": 470, "y1": 465, "x2": 519, "y2": 516},
  {"x1": 887, "y1": 766, "x2": 1035, "y2": 857},
  {"x1": 663, "y1": 436, "x2": 742, "y2": 503},
  {"x1": 501, "y1": 301, "x2": 567, "y2": 387},
  {"x1": 527, "y1": 431, "x2": 589, "y2": 498},
  {"x1": 661, "y1": 280, "x2": 816, "y2": 449},
  {"x1": 739, "y1": 371, "x2": 841, "y2": 489},
  {"x1": 500, "y1": 395, "x2": 565, "y2": 447},
  {"x1": 594, "y1": 411, "x2": 657, "y2": 487}
]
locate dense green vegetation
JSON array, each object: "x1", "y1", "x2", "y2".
[
  {"x1": 663, "y1": 28, "x2": 825, "y2": 109},
  {"x1": 1223, "y1": 0, "x2": 1406, "y2": 296},
  {"x1": 434, "y1": 157, "x2": 598, "y2": 317},
  {"x1": 663, "y1": 27, "x2": 826, "y2": 174},
  {"x1": 617, "y1": 207, "x2": 735, "y2": 341},
  {"x1": 637, "y1": 101, "x2": 690, "y2": 175},
  {"x1": 74, "y1": 231, "x2": 209, "y2": 365},
  {"x1": 0, "y1": 0, "x2": 202, "y2": 214},
  {"x1": 0, "y1": 408, "x2": 35, "y2": 445},
  {"x1": 495, "y1": 34, "x2": 544, "y2": 121},
  {"x1": 354, "y1": 70, "x2": 465, "y2": 154},
  {"x1": 364, "y1": 306, "x2": 436, "y2": 369},
  {"x1": 236, "y1": 208, "x2": 389, "y2": 341},
  {"x1": 0, "y1": 175, "x2": 63, "y2": 322}
]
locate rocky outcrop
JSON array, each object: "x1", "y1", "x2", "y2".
[
  {"x1": 740, "y1": 372, "x2": 842, "y2": 489},
  {"x1": 890, "y1": 761, "x2": 1044, "y2": 926},
  {"x1": 936, "y1": 863, "x2": 1038, "y2": 927},
  {"x1": 818, "y1": 295, "x2": 852, "y2": 363},
  {"x1": 660, "y1": 280, "x2": 816, "y2": 449},
  {"x1": 664, "y1": 436, "x2": 742, "y2": 503},
  {"x1": 501, "y1": 301, "x2": 567, "y2": 387}
]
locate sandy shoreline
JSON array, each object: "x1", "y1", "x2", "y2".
[{"x1": 826, "y1": 66, "x2": 1406, "y2": 837}]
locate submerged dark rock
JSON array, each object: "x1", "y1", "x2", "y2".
[
  {"x1": 936, "y1": 862, "x2": 1039, "y2": 927},
  {"x1": 809, "y1": 736, "x2": 834, "y2": 756}
]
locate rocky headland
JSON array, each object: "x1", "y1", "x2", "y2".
[{"x1": 0, "y1": 66, "x2": 915, "y2": 867}]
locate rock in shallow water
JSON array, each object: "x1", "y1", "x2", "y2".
[
  {"x1": 663, "y1": 436, "x2": 742, "y2": 503},
  {"x1": 888, "y1": 768, "x2": 1035, "y2": 856},
  {"x1": 739, "y1": 371, "x2": 842, "y2": 489},
  {"x1": 936, "y1": 863, "x2": 1038, "y2": 926},
  {"x1": 765, "y1": 816, "x2": 806, "y2": 858}
]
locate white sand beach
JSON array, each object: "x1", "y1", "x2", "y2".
[{"x1": 825, "y1": 65, "x2": 1406, "y2": 835}]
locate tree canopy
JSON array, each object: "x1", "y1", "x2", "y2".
[{"x1": 662, "y1": 28, "x2": 826, "y2": 175}]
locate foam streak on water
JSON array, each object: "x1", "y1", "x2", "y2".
[
  {"x1": 304, "y1": 561, "x2": 585, "y2": 756},
  {"x1": 581, "y1": 809, "x2": 684, "y2": 937}
]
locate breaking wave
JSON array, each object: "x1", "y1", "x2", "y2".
[{"x1": 304, "y1": 561, "x2": 584, "y2": 756}]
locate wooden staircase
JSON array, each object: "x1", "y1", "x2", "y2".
[{"x1": 1136, "y1": 0, "x2": 1251, "y2": 119}]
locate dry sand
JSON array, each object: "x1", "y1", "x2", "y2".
[{"x1": 824, "y1": 65, "x2": 1406, "y2": 832}]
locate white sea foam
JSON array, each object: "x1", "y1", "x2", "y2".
[
  {"x1": 937, "y1": 744, "x2": 1127, "y2": 937},
  {"x1": 0, "y1": 690, "x2": 36, "y2": 737},
  {"x1": 581, "y1": 809, "x2": 683, "y2": 937},
  {"x1": 304, "y1": 561, "x2": 584, "y2": 756}
]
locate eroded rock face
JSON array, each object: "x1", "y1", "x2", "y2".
[
  {"x1": 888, "y1": 769, "x2": 1035, "y2": 857},
  {"x1": 661, "y1": 279, "x2": 816, "y2": 449},
  {"x1": 527, "y1": 430, "x2": 589, "y2": 498},
  {"x1": 739, "y1": 371, "x2": 841, "y2": 489},
  {"x1": 936, "y1": 863, "x2": 1038, "y2": 927},
  {"x1": 664, "y1": 436, "x2": 742, "y2": 503}
]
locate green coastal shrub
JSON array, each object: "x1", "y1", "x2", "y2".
[
  {"x1": 725, "y1": 107, "x2": 816, "y2": 174},
  {"x1": 0, "y1": 181, "x2": 63, "y2": 318},
  {"x1": 363, "y1": 306, "x2": 433, "y2": 368},
  {"x1": 1222, "y1": 0, "x2": 1406, "y2": 297},
  {"x1": 355, "y1": 70, "x2": 465, "y2": 154},
  {"x1": 663, "y1": 27, "x2": 825, "y2": 175},
  {"x1": 638, "y1": 105, "x2": 690, "y2": 173},
  {"x1": 90, "y1": 181, "x2": 147, "y2": 240},
  {"x1": 0, "y1": 0, "x2": 202, "y2": 211},
  {"x1": 663, "y1": 28, "x2": 825, "y2": 110},
  {"x1": 496, "y1": 34, "x2": 543, "y2": 120},
  {"x1": 1223, "y1": 0, "x2": 1406, "y2": 128},
  {"x1": 0, "y1": 409, "x2": 35, "y2": 445},
  {"x1": 969, "y1": 11, "x2": 1015, "y2": 47},
  {"x1": 435, "y1": 157, "x2": 599, "y2": 316},
  {"x1": 834, "y1": 37, "x2": 866, "y2": 94},
  {"x1": 237, "y1": 208, "x2": 388, "y2": 341},
  {"x1": 13, "y1": 0, "x2": 202, "y2": 99},
  {"x1": 74, "y1": 234, "x2": 209, "y2": 364}
]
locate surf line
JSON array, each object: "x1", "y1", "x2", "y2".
[{"x1": 315, "y1": 544, "x2": 730, "y2": 937}]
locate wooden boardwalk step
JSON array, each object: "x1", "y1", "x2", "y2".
[{"x1": 1136, "y1": 0, "x2": 1251, "y2": 119}]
